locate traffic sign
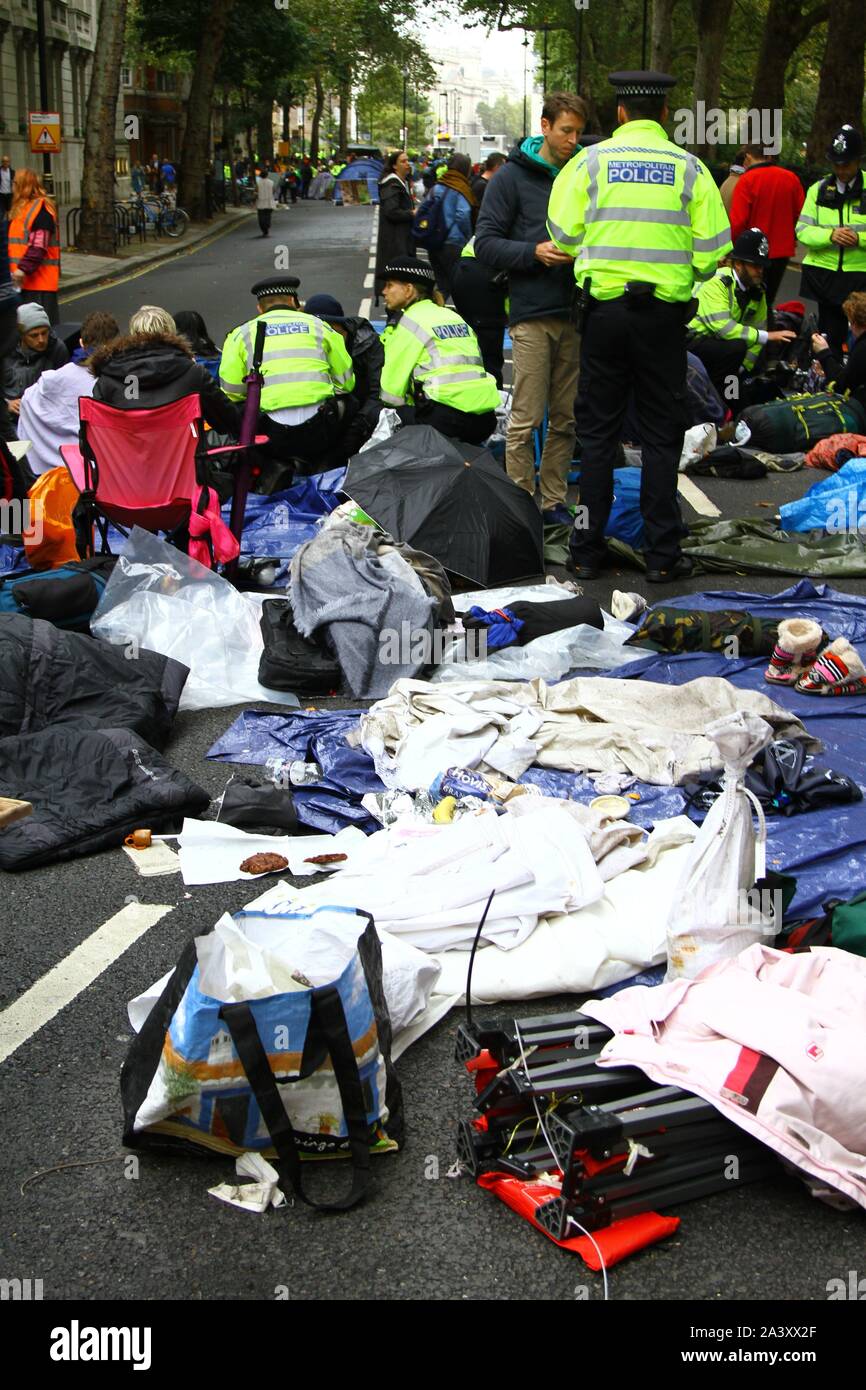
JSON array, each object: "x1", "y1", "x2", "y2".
[{"x1": 28, "y1": 112, "x2": 61, "y2": 154}]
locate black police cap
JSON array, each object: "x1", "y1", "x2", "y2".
[
  {"x1": 609, "y1": 71, "x2": 677, "y2": 99},
  {"x1": 732, "y1": 227, "x2": 770, "y2": 266},
  {"x1": 251, "y1": 275, "x2": 301, "y2": 300},
  {"x1": 381, "y1": 260, "x2": 437, "y2": 287},
  {"x1": 827, "y1": 125, "x2": 863, "y2": 164}
]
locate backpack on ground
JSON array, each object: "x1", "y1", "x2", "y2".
[
  {"x1": 738, "y1": 392, "x2": 866, "y2": 453},
  {"x1": 410, "y1": 186, "x2": 450, "y2": 251},
  {"x1": 0, "y1": 555, "x2": 116, "y2": 631},
  {"x1": 258, "y1": 597, "x2": 342, "y2": 694}
]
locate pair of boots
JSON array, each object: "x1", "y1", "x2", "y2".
[{"x1": 764, "y1": 619, "x2": 866, "y2": 695}]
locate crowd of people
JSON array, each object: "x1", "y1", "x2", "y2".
[{"x1": 3, "y1": 76, "x2": 866, "y2": 585}]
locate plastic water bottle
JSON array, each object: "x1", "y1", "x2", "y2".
[{"x1": 264, "y1": 757, "x2": 321, "y2": 788}]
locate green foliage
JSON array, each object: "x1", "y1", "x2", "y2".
[
  {"x1": 476, "y1": 95, "x2": 524, "y2": 144},
  {"x1": 355, "y1": 65, "x2": 436, "y2": 146}
]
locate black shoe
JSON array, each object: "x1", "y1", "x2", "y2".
[
  {"x1": 645, "y1": 556, "x2": 694, "y2": 584},
  {"x1": 566, "y1": 554, "x2": 605, "y2": 581}
]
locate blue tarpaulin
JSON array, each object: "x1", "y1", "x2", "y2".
[
  {"x1": 220, "y1": 468, "x2": 345, "y2": 567},
  {"x1": 780, "y1": 459, "x2": 866, "y2": 533}
]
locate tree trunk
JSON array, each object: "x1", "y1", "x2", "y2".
[
  {"x1": 178, "y1": 0, "x2": 236, "y2": 221},
  {"x1": 808, "y1": 0, "x2": 866, "y2": 164},
  {"x1": 650, "y1": 0, "x2": 677, "y2": 72},
  {"x1": 338, "y1": 72, "x2": 351, "y2": 154},
  {"x1": 310, "y1": 71, "x2": 325, "y2": 161},
  {"x1": 257, "y1": 104, "x2": 274, "y2": 166},
  {"x1": 78, "y1": 0, "x2": 129, "y2": 255},
  {"x1": 691, "y1": 0, "x2": 735, "y2": 160},
  {"x1": 750, "y1": 1, "x2": 829, "y2": 115}
]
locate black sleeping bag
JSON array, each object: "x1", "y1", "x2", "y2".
[
  {"x1": 460, "y1": 595, "x2": 604, "y2": 649},
  {"x1": 0, "y1": 613, "x2": 188, "y2": 750}
]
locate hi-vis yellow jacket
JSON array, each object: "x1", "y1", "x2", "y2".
[
  {"x1": 547, "y1": 119, "x2": 732, "y2": 303},
  {"x1": 380, "y1": 298, "x2": 500, "y2": 413},
  {"x1": 218, "y1": 309, "x2": 354, "y2": 411}
]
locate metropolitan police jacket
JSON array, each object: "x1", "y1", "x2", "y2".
[
  {"x1": 547, "y1": 119, "x2": 732, "y2": 303},
  {"x1": 380, "y1": 298, "x2": 500, "y2": 413},
  {"x1": 218, "y1": 309, "x2": 354, "y2": 413},
  {"x1": 688, "y1": 269, "x2": 769, "y2": 372}
]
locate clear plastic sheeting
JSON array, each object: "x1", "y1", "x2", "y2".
[
  {"x1": 434, "y1": 584, "x2": 640, "y2": 682},
  {"x1": 90, "y1": 528, "x2": 300, "y2": 711}
]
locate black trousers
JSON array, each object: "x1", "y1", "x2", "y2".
[
  {"x1": 688, "y1": 335, "x2": 750, "y2": 397},
  {"x1": 450, "y1": 257, "x2": 507, "y2": 388},
  {"x1": 257, "y1": 208, "x2": 272, "y2": 236},
  {"x1": 574, "y1": 296, "x2": 689, "y2": 571},
  {"x1": 764, "y1": 257, "x2": 789, "y2": 316},
  {"x1": 398, "y1": 399, "x2": 497, "y2": 446},
  {"x1": 259, "y1": 397, "x2": 359, "y2": 473},
  {"x1": 817, "y1": 301, "x2": 850, "y2": 359},
  {"x1": 428, "y1": 243, "x2": 461, "y2": 301}
]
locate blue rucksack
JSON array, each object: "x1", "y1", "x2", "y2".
[{"x1": 411, "y1": 185, "x2": 450, "y2": 251}]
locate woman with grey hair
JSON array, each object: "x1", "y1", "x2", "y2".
[{"x1": 89, "y1": 303, "x2": 238, "y2": 434}]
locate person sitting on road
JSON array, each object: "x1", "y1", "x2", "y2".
[
  {"x1": 305, "y1": 292, "x2": 385, "y2": 456},
  {"x1": 2, "y1": 301, "x2": 69, "y2": 417},
  {"x1": 379, "y1": 259, "x2": 499, "y2": 446},
  {"x1": 812, "y1": 290, "x2": 866, "y2": 408},
  {"x1": 218, "y1": 275, "x2": 357, "y2": 475},
  {"x1": 173, "y1": 308, "x2": 220, "y2": 378},
  {"x1": 88, "y1": 303, "x2": 239, "y2": 436},
  {"x1": 17, "y1": 310, "x2": 119, "y2": 475},
  {"x1": 687, "y1": 228, "x2": 796, "y2": 403}
]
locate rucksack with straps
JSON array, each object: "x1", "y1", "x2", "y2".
[
  {"x1": 258, "y1": 597, "x2": 342, "y2": 694},
  {"x1": 410, "y1": 185, "x2": 451, "y2": 251},
  {"x1": 738, "y1": 391, "x2": 866, "y2": 453}
]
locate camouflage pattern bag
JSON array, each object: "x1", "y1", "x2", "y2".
[{"x1": 626, "y1": 606, "x2": 779, "y2": 656}]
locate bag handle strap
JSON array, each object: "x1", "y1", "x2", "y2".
[{"x1": 219, "y1": 985, "x2": 372, "y2": 1212}]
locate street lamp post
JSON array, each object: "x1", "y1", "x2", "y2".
[
  {"x1": 35, "y1": 0, "x2": 53, "y2": 193},
  {"x1": 522, "y1": 32, "x2": 529, "y2": 140},
  {"x1": 642, "y1": 0, "x2": 649, "y2": 67},
  {"x1": 402, "y1": 75, "x2": 407, "y2": 149}
]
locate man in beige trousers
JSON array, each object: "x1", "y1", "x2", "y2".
[{"x1": 474, "y1": 92, "x2": 586, "y2": 525}]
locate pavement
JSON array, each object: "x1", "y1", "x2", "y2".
[{"x1": 2, "y1": 202, "x2": 865, "y2": 1316}]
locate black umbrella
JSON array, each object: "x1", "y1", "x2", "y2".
[{"x1": 344, "y1": 426, "x2": 544, "y2": 585}]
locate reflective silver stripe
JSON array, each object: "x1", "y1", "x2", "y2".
[
  {"x1": 260, "y1": 346, "x2": 328, "y2": 360},
  {"x1": 332, "y1": 368, "x2": 354, "y2": 387},
  {"x1": 421, "y1": 369, "x2": 488, "y2": 386},
  {"x1": 692, "y1": 227, "x2": 732, "y2": 253},
  {"x1": 240, "y1": 323, "x2": 253, "y2": 366},
  {"x1": 681, "y1": 154, "x2": 699, "y2": 213},
  {"x1": 220, "y1": 377, "x2": 246, "y2": 393},
  {"x1": 796, "y1": 214, "x2": 817, "y2": 227},
  {"x1": 447, "y1": 353, "x2": 485, "y2": 368},
  {"x1": 604, "y1": 145, "x2": 690, "y2": 161},
  {"x1": 585, "y1": 144, "x2": 602, "y2": 223},
  {"x1": 581, "y1": 244, "x2": 693, "y2": 264},
  {"x1": 399, "y1": 313, "x2": 438, "y2": 354},
  {"x1": 548, "y1": 215, "x2": 583, "y2": 247},
  {"x1": 261, "y1": 370, "x2": 332, "y2": 386},
  {"x1": 586, "y1": 206, "x2": 691, "y2": 226},
  {"x1": 699, "y1": 315, "x2": 751, "y2": 341},
  {"x1": 381, "y1": 388, "x2": 405, "y2": 406},
  {"x1": 701, "y1": 311, "x2": 733, "y2": 323}
]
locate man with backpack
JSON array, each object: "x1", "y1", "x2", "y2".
[
  {"x1": 473, "y1": 92, "x2": 587, "y2": 526},
  {"x1": 411, "y1": 153, "x2": 476, "y2": 301}
]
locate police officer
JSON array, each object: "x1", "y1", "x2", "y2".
[
  {"x1": 379, "y1": 259, "x2": 500, "y2": 445},
  {"x1": 218, "y1": 274, "x2": 356, "y2": 470},
  {"x1": 797, "y1": 125, "x2": 866, "y2": 358},
  {"x1": 688, "y1": 228, "x2": 796, "y2": 402},
  {"x1": 547, "y1": 71, "x2": 732, "y2": 582}
]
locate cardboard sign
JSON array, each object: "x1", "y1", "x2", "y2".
[{"x1": 28, "y1": 112, "x2": 61, "y2": 154}]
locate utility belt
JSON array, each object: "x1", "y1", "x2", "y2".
[{"x1": 574, "y1": 277, "x2": 696, "y2": 329}]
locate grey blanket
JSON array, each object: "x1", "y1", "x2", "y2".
[{"x1": 290, "y1": 520, "x2": 436, "y2": 697}]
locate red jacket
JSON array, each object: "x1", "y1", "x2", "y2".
[{"x1": 730, "y1": 163, "x2": 805, "y2": 259}]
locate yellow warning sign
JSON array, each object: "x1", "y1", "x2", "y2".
[{"x1": 28, "y1": 112, "x2": 61, "y2": 154}]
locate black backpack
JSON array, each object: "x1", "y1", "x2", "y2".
[{"x1": 258, "y1": 598, "x2": 342, "y2": 694}]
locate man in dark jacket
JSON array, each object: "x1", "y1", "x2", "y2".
[
  {"x1": 2, "y1": 301, "x2": 69, "y2": 415},
  {"x1": 474, "y1": 92, "x2": 586, "y2": 525},
  {"x1": 305, "y1": 293, "x2": 383, "y2": 456},
  {"x1": 471, "y1": 151, "x2": 505, "y2": 205}
]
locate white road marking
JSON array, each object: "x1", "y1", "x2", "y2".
[
  {"x1": 677, "y1": 474, "x2": 721, "y2": 517},
  {"x1": 363, "y1": 272, "x2": 374, "y2": 289},
  {"x1": 0, "y1": 902, "x2": 173, "y2": 1065},
  {"x1": 358, "y1": 297, "x2": 372, "y2": 318}
]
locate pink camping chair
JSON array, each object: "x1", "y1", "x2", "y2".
[{"x1": 60, "y1": 394, "x2": 267, "y2": 570}]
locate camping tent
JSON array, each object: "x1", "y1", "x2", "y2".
[{"x1": 333, "y1": 157, "x2": 384, "y2": 205}]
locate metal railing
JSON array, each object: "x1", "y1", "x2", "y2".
[{"x1": 65, "y1": 202, "x2": 145, "y2": 252}]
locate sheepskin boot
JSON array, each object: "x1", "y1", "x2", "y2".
[
  {"x1": 611, "y1": 591, "x2": 649, "y2": 623},
  {"x1": 795, "y1": 637, "x2": 866, "y2": 695},
  {"x1": 763, "y1": 618, "x2": 824, "y2": 685}
]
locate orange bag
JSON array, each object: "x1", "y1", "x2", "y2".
[{"x1": 24, "y1": 466, "x2": 81, "y2": 570}]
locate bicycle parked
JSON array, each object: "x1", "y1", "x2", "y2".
[{"x1": 129, "y1": 190, "x2": 190, "y2": 239}]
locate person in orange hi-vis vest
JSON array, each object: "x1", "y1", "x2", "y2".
[{"x1": 8, "y1": 169, "x2": 61, "y2": 325}]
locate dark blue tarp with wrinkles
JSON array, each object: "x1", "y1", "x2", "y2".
[
  {"x1": 207, "y1": 708, "x2": 383, "y2": 834},
  {"x1": 220, "y1": 468, "x2": 345, "y2": 570}
]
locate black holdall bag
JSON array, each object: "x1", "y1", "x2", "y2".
[{"x1": 258, "y1": 598, "x2": 342, "y2": 694}]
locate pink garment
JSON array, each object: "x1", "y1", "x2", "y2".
[
  {"x1": 187, "y1": 486, "x2": 240, "y2": 569},
  {"x1": 582, "y1": 945, "x2": 866, "y2": 1209}
]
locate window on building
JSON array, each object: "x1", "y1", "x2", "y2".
[
  {"x1": 155, "y1": 71, "x2": 177, "y2": 93},
  {"x1": 120, "y1": 67, "x2": 132, "y2": 88}
]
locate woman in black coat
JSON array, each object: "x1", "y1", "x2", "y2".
[{"x1": 375, "y1": 151, "x2": 414, "y2": 300}]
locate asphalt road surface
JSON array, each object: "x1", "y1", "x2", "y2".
[{"x1": 3, "y1": 205, "x2": 864, "y2": 1312}]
